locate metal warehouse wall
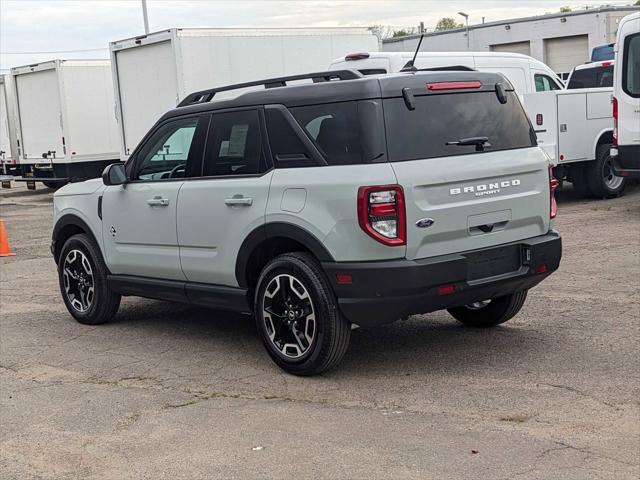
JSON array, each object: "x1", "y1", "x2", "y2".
[{"x1": 383, "y1": 7, "x2": 639, "y2": 74}]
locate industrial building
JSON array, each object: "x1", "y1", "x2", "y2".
[{"x1": 383, "y1": 6, "x2": 639, "y2": 77}]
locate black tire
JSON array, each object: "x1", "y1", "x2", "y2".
[
  {"x1": 570, "y1": 163, "x2": 592, "y2": 198},
  {"x1": 43, "y1": 180, "x2": 67, "y2": 189},
  {"x1": 254, "y1": 252, "x2": 351, "y2": 376},
  {"x1": 585, "y1": 144, "x2": 626, "y2": 199},
  {"x1": 447, "y1": 290, "x2": 528, "y2": 328},
  {"x1": 58, "y1": 233, "x2": 120, "y2": 325}
]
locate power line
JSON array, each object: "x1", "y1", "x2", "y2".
[{"x1": 0, "y1": 47, "x2": 108, "y2": 55}]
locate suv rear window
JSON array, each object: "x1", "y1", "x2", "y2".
[
  {"x1": 384, "y1": 91, "x2": 536, "y2": 162},
  {"x1": 567, "y1": 66, "x2": 613, "y2": 89},
  {"x1": 291, "y1": 102, "x2": 363, "y2": 165}
]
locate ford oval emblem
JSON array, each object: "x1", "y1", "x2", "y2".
[{"x1": 415, "y1": 218, "x2": 435, "y2": 228}]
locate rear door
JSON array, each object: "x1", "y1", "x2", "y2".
[
  {"x1": 15, "y1": 69, "x2": 64, "y2": 161},
  {"x1": 177, "y1": 107, "x2": 273, "y2": 287},
  {"x1": 384, "y1": 84, "x2": 550, "y2": 260}
]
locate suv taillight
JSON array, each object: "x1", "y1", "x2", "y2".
[
  {"x1": 357, "y1": 185, "x2": 406, "y2": 246},
  {"x1": 549, "y1": 166, "x2": 559, "y2": 219},
  {"x1": 612, "y1": 96, "x2": 618, "y2": 146}
]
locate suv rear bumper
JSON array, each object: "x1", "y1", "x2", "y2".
[
  {"x1": 322, "y1": 231, "x2": 561, "y2": 327},
  {"x1": 611, "y1": 145, "x2": 640, "y2": 178}
]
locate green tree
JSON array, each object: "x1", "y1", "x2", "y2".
[
  {"x1": 435, "y1": 17, "x2": 464, "y2": 31},
  {"x1": 559, "y1": 6, "x2": 572, "y2": 12},
  {"x1": 392, "y1": 28, "x2": 415, "y2": 37},
  {"x1": 635, "y1": 0, "x2": 639, "y2": 6}
]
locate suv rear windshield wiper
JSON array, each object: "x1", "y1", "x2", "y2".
[{"x1": 445, "y1": 136, "x2": 491, "y2": 152}]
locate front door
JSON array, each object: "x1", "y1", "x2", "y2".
[{"x1": 102, "y1": 114, "x2": 209, "y2": 280}]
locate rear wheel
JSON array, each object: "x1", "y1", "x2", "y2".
[
  {"x1": 447, "y1": 290, "x2": 528, "y2": 328},
  {"x1": 585, "y1": 144, "x2": 626, "y2": 199},
  {"x1": 58, "y1": 234, "x2": 120, "y2": 325},
  {"x1": 254, "y1": 252, "x2": 351, "y2": 376}
]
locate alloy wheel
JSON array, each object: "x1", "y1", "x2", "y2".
[
  {"x1": 62, "y1": 249, "x2": 95, "y2": 313},
  {"x1": 262, "y1": 274, "x2": 316, "y2": 359}
]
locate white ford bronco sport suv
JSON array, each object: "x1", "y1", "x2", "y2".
[{"x1": 52, "y1": 70, "x2": 562, "y2": 375}]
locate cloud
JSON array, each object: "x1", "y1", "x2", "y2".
[{"x1": 0, "y1": 0, "x2": 614, "y2": 70}]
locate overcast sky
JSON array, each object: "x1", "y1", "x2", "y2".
[{"x1": 0, "y1": 0, "x2": 634, "y2": 70}]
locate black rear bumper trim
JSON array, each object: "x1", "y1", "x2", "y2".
[{"x1": 322, "y1": 231, "x2": 561, "y2": 326}]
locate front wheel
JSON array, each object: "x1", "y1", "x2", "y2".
[
  {"x1": 254, "y1": 252, "x2": 351, "y2": 376},
  {"x1": 58, "y1": 234, "x2": 121, "y2": 325},
  {"x1": 447, "y1": 290, "x2": 528, "y2": 328}
]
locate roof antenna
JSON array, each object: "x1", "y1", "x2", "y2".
[{"x1": 400, "y1": 34, "x2": 424, "y2": 72}]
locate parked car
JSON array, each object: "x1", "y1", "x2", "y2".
[
  {"x1": 612, "y1": 11, "x2": 640, "y2": 178},
  {"x1": 591, "y1": 43, "x2": 615, "y2": 62},
  {"x1": 566, "y1": 60, "x2": 614, "y2": 89},
  {"x1": 52, "y1": 69, "x2": 562, "y2": 375}
]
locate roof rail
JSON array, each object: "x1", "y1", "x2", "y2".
[{"x1": 177, "y1": 69, "x2": 363, "y2": 107}]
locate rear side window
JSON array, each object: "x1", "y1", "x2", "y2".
[
  {"x1": 384, "y1": 91, "x2": 536, "y2": 162},
  {"x1": 291, "y1": 102, "x2": 363, "y2": 165},
  {"x1": 535, "y1": 73, "x2": 562, "y2": 92},
  {"x1": 567, "y1": 66, "x2": 613, "y2": 89},
  {"x1": 623, "y1": 33, "x2": 640, "y2": 98},
  {"x1": 203, "y1": 110, "x2": 265, "y2": 176}
]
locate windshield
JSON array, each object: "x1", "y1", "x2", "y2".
[{"x1": 384, "y1": 91, "x2": 536, "y2": 162}]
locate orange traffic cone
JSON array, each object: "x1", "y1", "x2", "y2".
[{"x1": 0, "y1": 220, "x2": 15, "y2": 257}]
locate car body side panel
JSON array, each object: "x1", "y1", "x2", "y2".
[{"x1": 266, "y1": 163, "x2": 403, "y2": 262}]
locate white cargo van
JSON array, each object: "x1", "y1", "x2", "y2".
[
  {"x1": 0, "y1": 74, "x2": 19, "y2": 175},
  {"x1": 612, "y1": 11, "x2": 640, "y2": 178},
  {"x1": 10, "y1": 60, "x2": 120, "y2": 186},
  {"x1": 110, "y1": 28, "x2": 380, "y2": 160},
  {"x1": 328, "y1": 51, "x2": 564, "y2": 94}
]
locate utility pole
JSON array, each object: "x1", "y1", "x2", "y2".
[
  {"x1": 458, "y1": 11, "x2": 469, "y2": 50},
  {"x1": 141, "y1": 0, "x2": 150, "y2": 34}
]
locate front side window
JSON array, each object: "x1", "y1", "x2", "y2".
[
  {"x1": 291, "y1": 102, "x2": 363, "y2": 166},
  {"x1": 623, "y1": 33, "x2": 640, "y2": 97},
  {"x1": 134, "y1": 117, "x2": 200, "y2": 181},
  {"x1": 535, "y1": 73, "x2": 562, "y2": 92},
  {"x1": 203, "y1": 109, "x2": 264, "y2": 176}
]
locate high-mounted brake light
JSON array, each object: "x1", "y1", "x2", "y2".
[
  {"x1": 602, "y1": 61, "x2": 613, "y2": 67},
  {"x1": 549, "y1": 166, "x2": 559, "y2": 219},
  {"x1": 612, "y1": 96, "x2": 618, "y2": 145},
  {"x1": 345, "y1": 52, "x2": 370, "y2": 61},
  {"x1": 357, "y1": 185, "x2": 406, "y2": 246},
  {"x1": 426, "y1": 81, "x2": 482, "y2": 91},
  {"x1": 536, "y1": 114, "x2": 544, "y2": 126}
]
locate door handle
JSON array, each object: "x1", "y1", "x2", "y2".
[
  {"x1": 225, "y1": 196, "x2": 253, "y2": 206},
  {"x1": 147, "y1": 196, "x2": 169, "y2": 207}
]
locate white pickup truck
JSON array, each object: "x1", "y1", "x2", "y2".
[{"x1": 523, "y1": 86, "x2": 621, "y2": 198}]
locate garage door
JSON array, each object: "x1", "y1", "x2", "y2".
[
  {"x1": 544, "y1": 35, "x2": 589, "y2": 75},
  {"x1": 490, "y1": 41, "x2": 531, "y2": 56}
]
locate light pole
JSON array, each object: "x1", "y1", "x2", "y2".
[
  {"x1": 458, "y1": 11, "x2": 469, "y2": 49},
  {"x1": 141, "y1": 0, "x2": 150, "y2": 34}
]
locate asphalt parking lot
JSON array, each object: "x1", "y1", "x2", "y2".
[{"x1": 1, "y1": 182, "x2": 638, "y2": 479}]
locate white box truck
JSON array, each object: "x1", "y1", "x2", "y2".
[
  {"x1": 0, "y1": 74, "x2": 19, "y2": 176},
  {"x1": 110, "y1": 28, "x2": 379, "y2": 159},
  {"x1": 10, "y1": 60, "x2": 119, "y2": 187}
]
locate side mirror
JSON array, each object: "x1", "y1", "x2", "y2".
[{"x1": 102, "y1": 163, "x2": 127, "y2": 186}]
